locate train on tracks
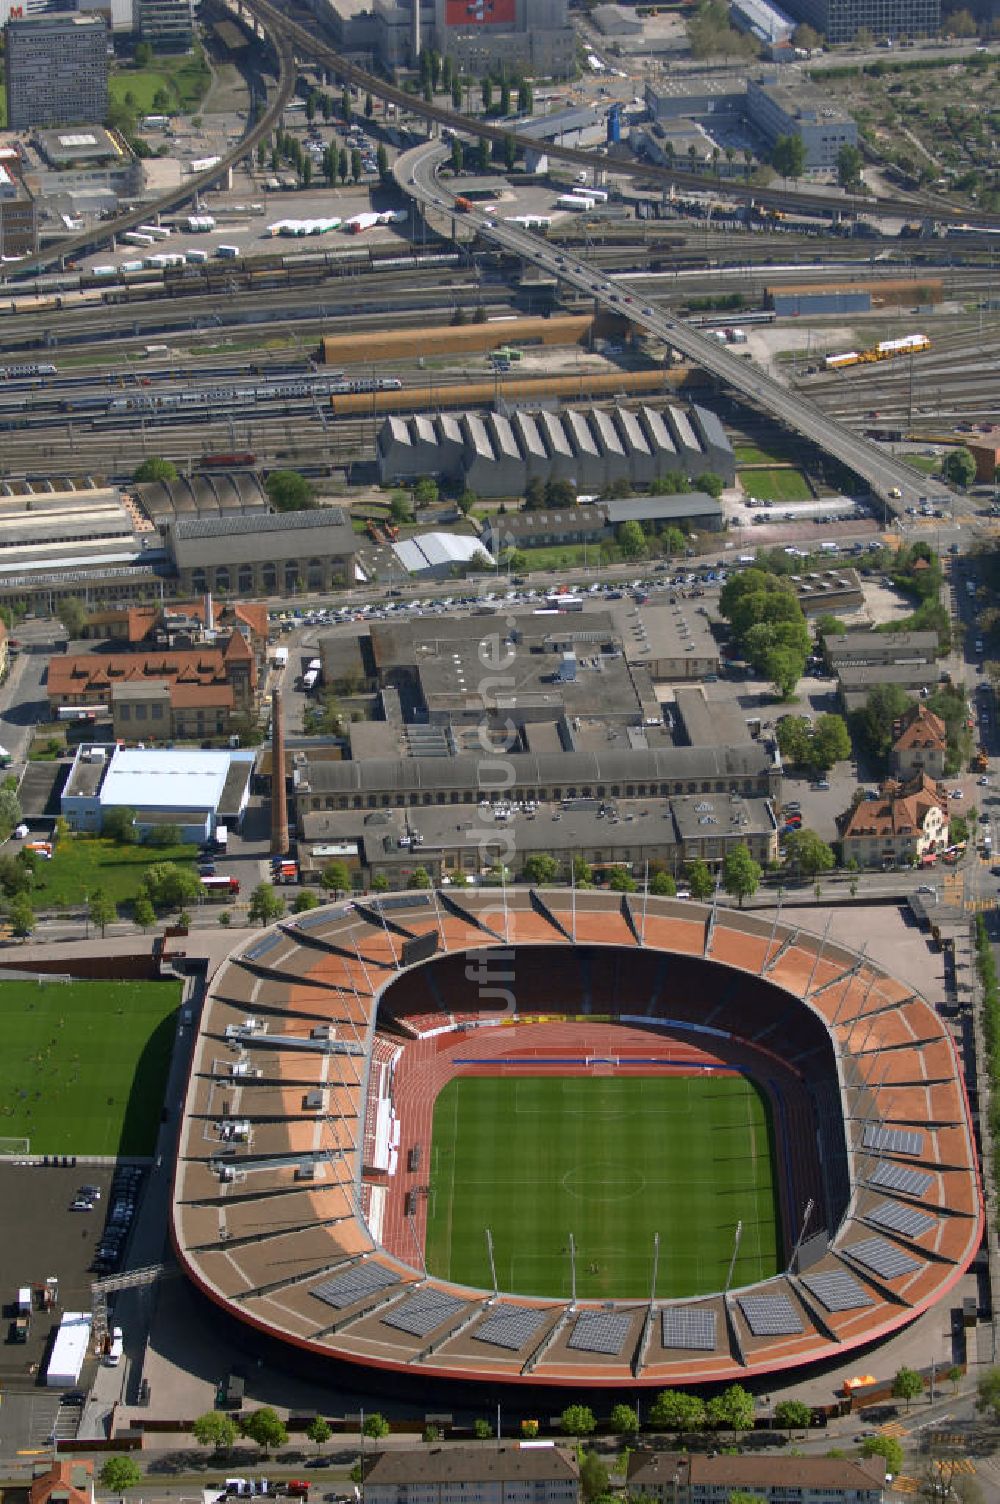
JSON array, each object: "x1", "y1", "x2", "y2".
[
  {"x1": 57, "y1": 373, "x2": 404, "y2": 415},
  {"x1": 824, "y1": 332, "x2": 930, "y2": 370}
]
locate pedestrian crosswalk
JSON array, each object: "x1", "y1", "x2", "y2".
[{"x1": 879, "y1": 1421, "x2": 909, "y2": 1438}]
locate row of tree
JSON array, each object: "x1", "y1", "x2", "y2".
[{"x1": 719, "y1": 567, "x2": 812, "y2": 700}]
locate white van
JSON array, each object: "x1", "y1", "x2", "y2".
[{"x1": 105, "y1": 1326, "x2": 124, "y2": 1366}]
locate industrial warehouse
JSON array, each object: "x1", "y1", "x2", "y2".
[{"x1": 376, "y1": 403, "x2": 734, "y2": 497}]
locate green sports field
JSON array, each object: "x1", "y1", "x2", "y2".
[
  {"x1": 424, "y1": 1074, "x2": 783, "y2": 1300},
  {"x1": 0, "y1": 977, "x2": 182, "y2": 1156}
]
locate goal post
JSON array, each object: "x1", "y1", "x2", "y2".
[{"x1": 0, "y1": 1136, "x2": 30, "y2": 1156}]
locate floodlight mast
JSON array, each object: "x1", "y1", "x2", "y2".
[
  {"x1": 569, "y1": 1232, "x2": 577, "y2": 1308},
  {"x1": 724, "y1": 1220, "x2": 743, "y2": 1292},
  {"x1": 787, "y1": 1197, "x2": 816, "y2": 1274},
  {"x1": 485, "y1": 1226, "x2": 499, "y2": 1297},
  {"x1": 649, "y1": 1231, "x2": 660, "y2": 1309}
]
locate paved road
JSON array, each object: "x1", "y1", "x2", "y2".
[{"x1": 397, "y1": 140, "x2": 955, "y2": 518}]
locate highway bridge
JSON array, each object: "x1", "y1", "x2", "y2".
[{"x1": 399, "y1": 138, "x2": 953, "y2": 515}]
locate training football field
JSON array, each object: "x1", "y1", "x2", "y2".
[{"x1": 424, "y1": 1073, "x2": 783, "y2": 1300}]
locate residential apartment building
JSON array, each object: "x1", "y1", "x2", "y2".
[
  {"x1": 628, "y1": 1449, "x2": 885, "y2": 1503},
  {"x1": 746, "y1": 76, "x2": 857, "y2": 170},
  {"x1": 838, "y1": 773, "x2": 949, "y2": 868},
  {"x1": 47, "y1": 639, "x2": 257, "y2": 741},
  {"x1": 363, "y1": 1444, "x2": 579, "y2": 1504},
  {"x1": 891, "y1": 702, "x2": 948, "y2": 780},
  {"x1": 6, "y1": 16, "x2": 108, "y2": 130}
]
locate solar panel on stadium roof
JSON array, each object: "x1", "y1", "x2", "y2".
[
  {"x1": 311, "y1": 1263, "x2": 399, "y2": 1310},
  {"x1": 660, "y1": 1308, "x2": 717, "y2": 1351},
  {"x1": 567, "y1": 1311, "x2": 632, "y2": 1356},
  {"x1": 801, "y1": 1270, "x2": 874, "y2": 1313},
  {"x1": 381, "y1": 1288, "x2": 465, "y2": 1338},
  {"x1": 866, "y1": 1200, "x2": 936, "y2": 1240},
  {"x1": 863, "y1": 1125, "x2": 924, "y2": 1156},
  {"x1": 737, "y1": 1293, "x2": 803, "y2": 1337},
  {"x1": 244, "y1": 933, "x2": 283, "y2": 962},
  {"x1": 869, "y1": 1160, "x2": 933, "y2": 1196},
  {"x1": 296, "y1": 908, "x2": 343, "y2": 930},
  {"x1": 474, "y1": 1303, "x2": 546, "y2": 1350},
  {"x1": 845, "y1": 1237, "x2": 923, "y2": 1280}
]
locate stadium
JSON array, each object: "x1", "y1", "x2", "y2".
[{"x1": 171, "y1": 889, "x2": 982, "y2": 1396}]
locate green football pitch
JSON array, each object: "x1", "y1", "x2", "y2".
[
  {"x1": 424, "y1": 1074, "x2": 783, "y2": 1300},
  {"x1": 0, "y1": 977, "x2": 182, "y2": 1156}
]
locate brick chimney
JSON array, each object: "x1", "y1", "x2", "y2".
[{"x1": 270, "y1": 685, "x2": 288, "y2": 857}]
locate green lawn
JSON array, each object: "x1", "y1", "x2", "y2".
[
  {"x1": 903, "y1": 453, "x2": 942, "y2": 476},
  {"x1": 425, "y1": 1074, "x2": 782, "y2": 1300},
  {"x1": 0, "y1": 977, "x2": 182, "y2": 1154},
  {"x1": 733, "y1": 443, "x2": 787, "y2": 465},
  {"x1": 32, "y1": 836, "x2": 196, "y2": 909},
  {"x1": 109, "y1": 51, "x2": 210, "y2": 116},
  {"x1": 738, "y1": 467, "x2": 813, "y2": 503}
]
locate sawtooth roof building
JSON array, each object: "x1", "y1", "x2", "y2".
[{"x1": 377, "y1": 404, "x2": 734, "y2": 498}]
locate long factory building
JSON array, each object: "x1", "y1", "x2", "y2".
[{"x1": 377, "y1": 403, "x2": 734, "y2": 498}]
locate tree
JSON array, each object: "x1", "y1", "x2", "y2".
[
  {"x1": 481, "y1": 77, "x2": 492, "y2": 111},
  {"x1": 242, "y1": 1406, "x2": 287, "y2": 1455},
  {"x1": 451, "y1": 137, "x2": 465, "y2": 175},
  {"x1": 99, "y1": 1458, "x2": 142, "y2": 1492},
  {"x1": 618, "y1": 519, "x2": 648, "y2": 560},
  {"x1": 500, "y1": 80, "x2": 511, "y2": 115},
  {"x1": 306, "y1": 1416, "x2": 332, "y2": 1450},
  {"x1": 523, "y1": 853, "x2": 559, "y2": 884},
  {"x1": 649, "y1": 1388, "x2": 706, "y2": 1430},
  {"x1": 266, "y1": 470, "x2": 316, "y2": 512},
  {"x1": 705, "y1": 1383, "x2": 755, "y2": 1432},
  {"x1": 248, "y1": 882, "x2": 285, "y2": 926},
  {"x1": 9, "y1": 892, "x2": 35, "y2": 938},
  {"x1": 836, "y1": 142, "x2": 864, "y2": 189},
  {"x1": 89, "y1": 889, "x2": 118, "y2": 937},
  {"x1": 976, "y1": 1366, "x2": 1000, "y2": 1419},
  {"x1": 362, "y1": 1412, "x2": 391, "y2": 1438},
  {"x1": 578, "y1": 1452, "x2": 608, "y2": 1503},
  {"x1": 145, "y1": 824, "x2": 178, "y2": 848},
  {"x1": 650, "y1": 871, "x2": 677, "y2": 896},
  {"x1": 942, "y1": 447, "x2": 976, "y2": 488},
  {"x1": 783, "y1": 829, "x2": 835, "y2": 878},
  {"x1": 193, "y1": 1411, "x2": 239, "y2": 1452},
  {"x1": 860, "y1": 1435, "x2": 903, "y2": 1475},
  {"x1": 102, "y1": 806, "x2": 137, "y2": 844},
  {"x1": 772, "y1": 133, "x2": 807, "y2": 180},
  {"x1": 321, "y1": 859, "x2": 352, "y2": 894},
  {"x1": 58, "y1": 596, "x2": 88, "y2": 639},
  {"x1": 133, "y1": 894, "x2": 156, "y2": 933},
  {"x1": 414, "y1": 476, "x2": 439, "y2": 508},
  {"x1": 573, "y1": 856, "x2": 593, "y2": 887},
  {"x1": 892, "y1": 1365, "x2": 924, "y2": 1411},
  {"x1": 141, "y1": 861, "x2": 201, "y2": 911},
  {"x1": 811, "y1": 712, "x2": 851, "y2": 770},
  {"x1": 408, "y1": 866, "x2": 432, "y2": 889},
  {"x1": 457, "y1": 488, "x2": 477, "y2": 516},
  {"x1": 695, "y1": 471, "x2": 724, "y2": 499},
  {"x1": 773, "y1": 1399, "x2": 812, "y2": 1432},
  {"x1": 338, "y1": 146, "x2": 350, "y2": 183},
  {"x1": 517, "y1": 80, "x2": 533, "y2": 114},
  {"x1": 559, "y1": 1404, "x2": 596, "y2": 1436},
  {"x1": 609, "y1": 1402, "x2": 639, "y2": 1435},
  {"x1": 473, "y1": 1418, "x2": 492, "y2": 1440},
  {"x1": 947, "y1": 1364, "x2": 963, "y2": 1393},
  {"x1": 686, "y1": 858, "x2": 714, "y2": 902},
  {"x1": 776, "y1": 715, "x2": 813, "y2": 767},
  {"x1": 476, "y1": 138, "x2": 491, "y2": 174},
  {"x1": 452, "y1": 78, "x2": 463, "y2": 109},
  {"x1": 341, "y1": 86, "x2": 352, "y2": 124},
  {"x1": 722, "y1": 843, "x2": 761, "y2": 907},
  {"x1": 133, "y1": 456, "x2": 177, "y2": 483},
  {"x1": 135, "y1": 39, "x2": 153, "y2": 65},
  {"x1": 371, "y1": 873, "x2": 389, "y2": 893},
  {"x1": 301, "y1": 155, "x2": 313, "y2": 187},
  {"x1": 293, "y1": 889, "x2": 320, "y2": 913},
  {"x1": 608, "y1": 868, "x2": 637, "y2": 892},
  {"x1": 504, "y1": 133, "x2": 517, "y2": 171},
  {"x1": 351, "y1": 148, "x2": 362, "y2": 182}
]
